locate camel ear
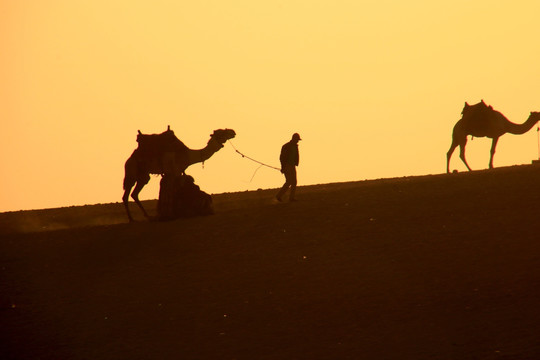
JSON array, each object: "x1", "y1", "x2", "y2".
[
  {"x1": 465, "y1": 102, "x2": 469, "y2": 106},
  {"x1": 138, "y1": 130, "x2": 142, "y2": 135}
]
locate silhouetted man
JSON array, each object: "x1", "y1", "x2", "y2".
[{"x1": 276, "y1": 133, "x2": 301, "y2": 202}]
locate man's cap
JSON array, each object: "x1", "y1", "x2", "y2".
[{"x1": 292, "y1": 133, "x2": 302, "y2": 141}]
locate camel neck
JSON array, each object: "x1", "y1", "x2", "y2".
[
  {"x1": 505, "y1": 114, "x2": 538, "y2": 135},
  {"x1": 186, "y1": 142, "x2": 221, "y2": 167}
]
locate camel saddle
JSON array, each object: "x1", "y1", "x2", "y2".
[{"x1": 135, "y1": 126, "x2": 188, "y2": 158}]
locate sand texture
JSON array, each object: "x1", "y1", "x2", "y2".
[{"x1": 2, "y1": 165, "x2": 540, "y2": 359}]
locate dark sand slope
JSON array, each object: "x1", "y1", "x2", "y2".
[{"x1": 2, "y1": 165, "x2": 540, "y2": 359}]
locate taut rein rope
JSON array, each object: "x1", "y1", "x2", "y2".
[{"x1": 227, "y1": 140, "x2": 281, "y2": 182}]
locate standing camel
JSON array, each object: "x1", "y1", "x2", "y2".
[
  {"x1": 447, "y1": 100, "x2": 540, "y2": 173},
  {"x1": 122, "y1": 126, "x2": 236, "y2": 221}
]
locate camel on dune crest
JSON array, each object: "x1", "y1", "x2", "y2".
[
  {"x1": 123, "y1": 126, "x2": 236, "y2": 221},
  {"x1": 447, "y1": 100, "x2": 540, "y2": 173}
]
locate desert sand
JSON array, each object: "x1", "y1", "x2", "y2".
[{"x1": 2, "y1": 165, "x2": 540, "y2": 359}]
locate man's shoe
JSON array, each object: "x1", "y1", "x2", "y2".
[{"x1": 276, "y1": 196, "x2": 283, "y2": 202}]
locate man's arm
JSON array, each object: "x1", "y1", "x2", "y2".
[{"x1": 279, "y1": 144, "x2": 288, "y2": 166}]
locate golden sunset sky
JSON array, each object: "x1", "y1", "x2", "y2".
[{"x1": 1, "y1": 0, "x2": 539, "y2": 212}]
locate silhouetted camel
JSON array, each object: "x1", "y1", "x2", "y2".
[
  {"x1": 122, "y1": 126, "x2": 236, "y2": 221},
  {"x1": 447, "y1": 100, "x2": 540, "y2": 173}
]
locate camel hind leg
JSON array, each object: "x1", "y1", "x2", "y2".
[
  {"x1": 123, "y1": 174, "x2": 151, "y2": 222},
  {"x1": 446, "y1": 142, "x2": 458, "y2": 173},
  {"x1": 130, "y1": 180, "x2": 150, "y2": 220},
  {"x1": 447, "y1": 134, "x2": 472, "y2": 172},
  {"x1": 458, "y1": 139, "x2": 472, "y2": 171},
  {"x1": 122, "y1": 179, "x2": 136, "y2": 222}
]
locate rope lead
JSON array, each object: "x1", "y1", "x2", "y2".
[{"x1": 228, "y1": 140, "x2": 281, "y2": 173}]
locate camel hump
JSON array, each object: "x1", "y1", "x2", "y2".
[
  {"x1": 136, "y1": 127, "x2": 188, "y2": 155},
  {"x1": 462, "y1": 100, "x2": 494, "y2": 116}
]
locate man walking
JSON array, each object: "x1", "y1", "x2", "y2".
[{"x1": 276, "y1": 133, "x2": 301, "y2": 202}]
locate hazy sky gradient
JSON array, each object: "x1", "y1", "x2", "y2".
[{"x1": 2, "y1": 0, "x2": 539, "y2": 212}]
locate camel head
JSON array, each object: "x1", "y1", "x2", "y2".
[
  {"x1": 529, "y1": 111, "x2": 540, "y2": 123},
  {"x1": 208, "y1": 129, "x2": 236, "y2": 149}
]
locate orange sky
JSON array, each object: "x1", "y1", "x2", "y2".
[{"x1": 1, "y1": 0, "x2": 540, "y2": 212}]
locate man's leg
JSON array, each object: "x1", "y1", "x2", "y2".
[
  {"x1": 276, "y1": 181, "x2": 289, "y2": 201},
  {"x1": 287, "y1": 167, "x2": 297, "y2": 201},
  {"x1": 276, "y1": 166, "x2": 294, "y2": 201}
]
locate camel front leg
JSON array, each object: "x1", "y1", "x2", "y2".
[{"x1": 489, "y1": 137, "x2": 499, "y2": 169}]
